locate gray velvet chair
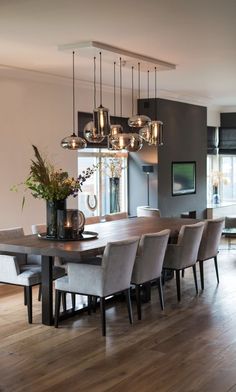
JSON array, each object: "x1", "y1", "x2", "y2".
[
  {"x1": 105, "y1": 212, "x2": 128, "y2": 221},
  {"x1": 54, "y1": 237, "x2": 139, "y2": 336},
  {"x1": 137, "y1": 206, "x2": 161, "y2": 218},
  {"x1": 85, "y1": 216, "x2": 101, "y2": 224},
  {"x1": 163, "y1": 222, "x2": 205, "y2": 301},
  {"x1": 131, "y1": 229, "x2": 170, "y2": 320},
  {"x1": 197, "y1": 217, "x2": 224, "y2": 290},
  {"x1": 0, "y1": 227, "x2": 63, "y2": 323}
]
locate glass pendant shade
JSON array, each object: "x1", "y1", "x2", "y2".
[
  {"x1": 60, "y1": 51, "x2": 87, "y2": 150},
  {"x1": 110, "y1": 124, "x2": 123, "y2": 136},
  {"x1": 139, "y1": 124, "x2": 151, "y2": 142},
  {"x1": 128, "y1": 114, "x2": 151, "y2": 128},
  {"x1": 93, "y1": 105, "x2": 110, "y2": 137},
  {"x1": 148, "y1": 121, "x2": 164, "y2": 146},
  {"x1": 61, "y1": 133, "x2": 87, "y2": 150},
  {"x1": 110, "y1": 133, "x2": 143, "y2": 152},
  {"x1": 83, "y1": 121, "x2": 105, "y2": 143},
  {"x1": 126, "y1": 133, "x2": 143, "y2": 152}
]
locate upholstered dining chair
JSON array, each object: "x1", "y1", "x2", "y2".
[
  {"x1": 137, "y1": 206, "x2": 161, "y2": 218},
  {"x1": 0, "y1": 227, "x2": 64, "y2": 323},
  {"x1": 105, "y1": 212, "x2": 128, "y2": 221},
  {"x1": 131, "y1": 229, "x2": 170, "y2": 320},
  {"x1": 54, "y1": 237, "x2": 139, "y2": 336},
  {"x1": 197, "y1": 217, "x2": 224, "y2": 290},
  {"x1": 85, "y1": 216, "x2": 101, "y2": 225},
  {"x1": 163, "y1": 222, "x2": 205, "y2": 301}
]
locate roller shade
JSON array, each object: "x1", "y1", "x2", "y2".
[{"x1": 219, "y1": 127, "x2": 236, "y2": 154}]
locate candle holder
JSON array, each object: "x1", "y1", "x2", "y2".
[{"x1": 57, "y1": 209, "x2": 85, "y2": 240}]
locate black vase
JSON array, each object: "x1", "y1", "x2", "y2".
[
  {"x1": 46, "y1": 199, "x2": 66, "y2": 238},
  {"x1": 109, "y1": 177, "x2": 120, "y2": 213}
]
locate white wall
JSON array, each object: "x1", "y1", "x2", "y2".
[
  {"x1": 0, "y1": 68, "x2": 132, "y2": 234},
  {"x1": 207, "y1": 107, "x2": 221, "y2": 126}
]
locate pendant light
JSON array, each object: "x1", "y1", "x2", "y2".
[
  {"x1": 93, "y1": 52, "x2": 110, "y2": 137},
  {"x1": 84, "y1": 57, "x2": 105, "y2": 143},
  {"x1": 111, "y1": 65, "x2": 143, "y2": 152},
  {"x1": 109, "y1": 58, "x2": 124, "y2": 150},
  {"x1": 148, "y1": 67, "x2": 164, "y2": 146},
  {"x1": 61, "y1": 51, "x2": 87, "y2": 150},
  {"x1": 139, "y1": 70, "x2": 152, "y2": 143},
  {"x1": 111, "y1": 132, "x2": 143, "y2": 152},
  {"x1": 110, "y1": 61, "x2": 123, "y2": 137},
  {"x1": 128, "y1": 63, "x2": 151, "y2": 128}
]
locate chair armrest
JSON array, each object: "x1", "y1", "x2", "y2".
[
  {"x1": 67, "y1": 262, "x2": 103, "y2": 297},
  {"x1": 0, "y1": 255, "x2": 21, "y2": 282}
]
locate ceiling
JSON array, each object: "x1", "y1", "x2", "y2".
[{"x1": 0, "y1": 0, "x2": 235, "y2": 108}]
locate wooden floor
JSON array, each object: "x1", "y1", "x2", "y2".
[{"x1": 1, "y1": 242, "x2": 236, "y2": 391}]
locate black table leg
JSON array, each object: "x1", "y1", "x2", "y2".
[{"x1": 41, "y1": 255, "x2": 53, "y2": 325}]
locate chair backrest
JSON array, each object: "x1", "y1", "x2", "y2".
[
  {"x1": 198, "y1": 218, "x2": 225, "y2": 261},
  {"x1": 0, "y1": 227, "x2": 26, "y2": 266},
  {"x1": 85, "y1": 216, "x2": 101, "y2": 225},
  {"x1": 105, "y1": 212, "x2": 128, "y2": 221},
  {"x1": 137, "y1": 206, "x2": 161, "y2": 218},
  {"x1": 101, "y1": 237, "x2": 139, "y2": 296},
  {"x1": 177, "y1": 222, "x2": 205, "y2": 268},
  {"x1": 131, "y1": 229, "x2": 170, "y2": 284},
  {"x1": 31, "y1": 224, "x2": 46, "y2": 235},
  {"x1": 0, "y1": 227, "x2": 24, "y2": 239},
  {"x1": 224, "y1": 216, "x2": 235, "y2": 228}
]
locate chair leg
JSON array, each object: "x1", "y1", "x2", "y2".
[
  {"x1": 62, "y1": 292, "x2": 67, "y2": 312},
  {"x1": 55, "y1": 290, "x2": 61, "y2": 328},
  {"x1": 157, "y1": 277, "x2": 164, "y2": 310},
  {"x1": 71, "y1": 293, "x2": 76, "y2": 310},
  {"x1": 125, "y1": 288, "x2": 133, "y2": 324},
  {"x1": 199, "y1": 260, "x2": 204, "y2": 290},
  {"x1": 93, "y1": 296, "x2": 98, "y2": 312},
  {"x1": 214, "y1": 256, "x2": 219, "y2": 284},
  {"x1": 181, "y1": 269, "x2": 185, "y2": 278},
  {"x1": 176, "y1": 270, "x2": 181, "y2": 302},
  {"x1": 24, "y1": 286, "x2": 27, "y2": 306},
  {"x1": 38, "y1": 284, "x2": 42, "y2": 302},
  {"x1": 25, "y1": 286, "x2": 32, "y2": 324},
  {"x1": 192, "y1": 264, "x2": 198, "y2": 295},
  {"x1": 135, "y1": 285, "x2": 142, "y2": 320},
  {"x1": 100, "y1": 297, "x2": 106, "y2": 336},
  {"x1": 87, "y1": 295, "x2": 92, "y2": 315}
]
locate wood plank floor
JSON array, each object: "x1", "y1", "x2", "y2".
[{"x1": 1, "y1": 244, "x2": 236, "y2": 391}]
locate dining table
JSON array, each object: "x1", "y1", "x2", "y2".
[{"x1": 0, "y1": 217, "x2": 199, "y2": 326}]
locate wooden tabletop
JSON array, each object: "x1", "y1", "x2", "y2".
[{"x1": 0, "y1": 217, "x2": 199, "y2": 260}]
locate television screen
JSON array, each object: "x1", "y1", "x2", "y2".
[{"x1": 172, "y1": 161, "x2": 196, "y2": 196}]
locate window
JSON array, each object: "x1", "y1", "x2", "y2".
[
  {"x1": 77, "y1": 148, "x2": 128, "y2": 217},
  {"x1": 207, "y1": 154, "x2": 233, "y2": 203}
]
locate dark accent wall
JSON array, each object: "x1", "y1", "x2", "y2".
[{"x1": 128, "y1": 98, "x2": 207, "y2": 218}]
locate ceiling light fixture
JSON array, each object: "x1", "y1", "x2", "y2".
[
  {"x1": 111, "y1": 63, "x2": 143, "y2": 152},
  {"x1": 109, "y1": 61, "x2": 123, "y2": 137},
  {"x1": 139, "y1": 70, "x2": 152, "y2": 143},
  {"x1": 148, "y1": 67, "x2": 164, "y2": 146},
  {"x1": 84, "y1": 56, "x2": 105, "y2": 143},
  {"x1": 61, "y1": 51, "x2": 87, "y2": 150},
  {"x1": 128, "y1": 62, "x2": 151, "y2": 128},
  {"x1": 93, "y1": 52, "x2": 110, "y2": 138}
]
